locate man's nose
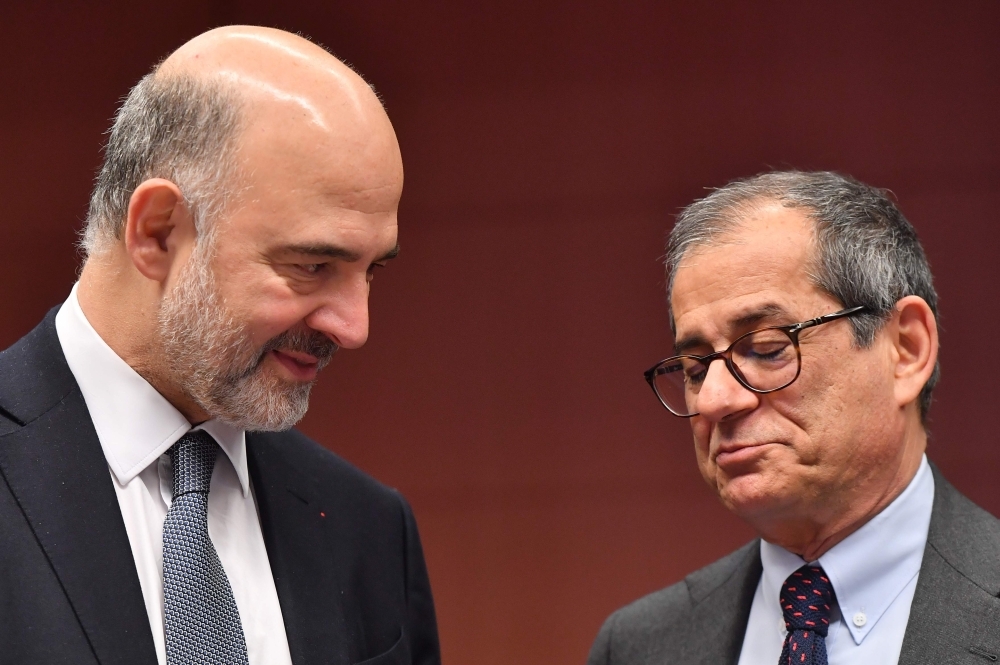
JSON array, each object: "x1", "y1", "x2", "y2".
[
  {"x1": 694, "y1": 358, "x2": 759, "y2": 421},
  {"x1": 303, "y1": 279, "x2": 371, "y2": 350}
]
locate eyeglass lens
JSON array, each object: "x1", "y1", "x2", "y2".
[{"x1": 652, "y1": 328, "x2": 800, "y2": 416}]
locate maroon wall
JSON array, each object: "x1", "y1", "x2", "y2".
[{"x1": 2, "y1": 3, "x2": 997, "y2": 663}]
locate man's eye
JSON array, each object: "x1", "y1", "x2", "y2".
[
  {"x1": 686, "y1": 367, "x2": 707, "y2": 385},
  {"x1": 296, "y1": 263, "x2": 326, "y2": 275}
]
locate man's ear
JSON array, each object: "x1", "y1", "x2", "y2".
[
  {"x1": 891, "y1": 295, "x2": 939, "y2": 409},
  {"x1": 124, "y1": 178, "x2": 197, "y2": 283}
]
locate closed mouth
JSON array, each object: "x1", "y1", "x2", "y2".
[{"x1": 270, "y1": 349, "x2": 320, "y2": 381}]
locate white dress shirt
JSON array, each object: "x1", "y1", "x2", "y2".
[
  {"x1": 54, "y1": 284, "x2": 293, "y2": 665},
  {"x1": 737, "y1": 455, "x2": 934, "y2": 665}
]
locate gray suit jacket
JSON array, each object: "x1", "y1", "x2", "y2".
[{"x1": 588, "y1": 467, "x2": 1000, "y2": 664}]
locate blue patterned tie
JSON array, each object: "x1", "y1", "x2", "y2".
[
  {"x1": 779, "y1": 564, "x2": 835, "y2": 665},
  {"x1": 162, "y1": 431, "x2": 249, "y2": 665}
]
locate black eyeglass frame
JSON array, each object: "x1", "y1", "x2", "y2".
[{"x1": 643, "y1": 305, "x2": 869, "y2": 417}]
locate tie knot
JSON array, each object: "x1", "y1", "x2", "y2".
[
  {"x1": 169, "y1": 431, "x2": 219, "y2": 498},
  {"x1": 780, "y1": 564, "x2": 835, "y2": 636}
]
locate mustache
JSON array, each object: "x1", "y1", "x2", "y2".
[
  {"x1": 264, "y1": 328, "x2": 339, "y2": 363},
  {"x1": 237, "y1": 328, "x2": 339, "y2": 380}
]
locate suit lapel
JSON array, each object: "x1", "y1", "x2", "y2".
[
  {"x1": 247, "y1": 432, "x2": 351, "y2": 665},
  {"x1": 0, "y1": 312, "x2": 156, "y2": 665},
  {"x1": 898, "y1": 467, "x2": 1000, "y2": 664},
  {"x1": 682, "y1": 541, "x2": 762, "y2": 665}
]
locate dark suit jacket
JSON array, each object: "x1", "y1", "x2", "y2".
[
  {"x1": 0, "y1": 309, "x2": 440, "y2": 665},
  {"x1": 588, "y1": 466, "x2": 1000, "y2": 665}
]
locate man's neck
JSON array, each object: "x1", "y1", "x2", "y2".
[{"x1": 754, "y1": 430, "x2": 927, "y2": 561}]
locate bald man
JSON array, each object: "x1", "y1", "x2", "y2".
[{"x1": 0, "y1": 27, "x2": 439, "y2": 665}]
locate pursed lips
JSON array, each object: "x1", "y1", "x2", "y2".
[{"x1": 712, "y1": 440, "x2": 781, "y2": 466}]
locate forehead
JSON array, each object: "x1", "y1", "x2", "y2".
[
  {"x1": 218, "y1": 96, "x2": 403, "y2": 250},
  {"x1": 671, "y1": 204, "x2": 833, "y2": 341},
  {"x1": 238, "y1": 98, "x2": 403, "y2": 209}
]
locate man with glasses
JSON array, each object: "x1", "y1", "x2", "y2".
[{"x1": 588, "y1": 171, "x2": 1000, "y2": 665}]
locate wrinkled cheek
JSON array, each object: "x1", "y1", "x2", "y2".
[{"x1": 691, "y1": 423, "x2": 716, "y2": 487}]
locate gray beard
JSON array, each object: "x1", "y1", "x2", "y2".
[{"x1": 157, "y1": 245, "x2": 336, "y2": 431}]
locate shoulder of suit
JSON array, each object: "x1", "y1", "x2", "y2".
[
  {"x1": 927, "y1": 467, "x2": 1000, "y2": 594},
  {"x1": 247, "y1": 428, "x2": 406, "y2": 510},
  {"x1": 0, "y1": 307, "x2": 77, "y2": 432},
  {"x1": 601, "y1": 540, "x2": 759, "y2": 638},
  {"x1": 0, "y1": 411, "x2": 17, "y2": 437}
]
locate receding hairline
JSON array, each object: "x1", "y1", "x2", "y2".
[
  {"x1": 155, "y1": 28, "x2": 387, "y2": 118},
  {"x1": 81, "y1": 29, "x2": 394, "y2": 258},
  {"x1": 670, "y1": 196, "x2": 822, "y2": 283}
]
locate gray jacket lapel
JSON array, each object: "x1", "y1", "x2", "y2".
[
  {"x1": 898, "y1": 466, "x2": 1000, "y2": 664},
  {"x1": 680, "y1": 540, "x2": 762, "y2": 664},
  {"x1": 586, "y1": 540, "x2": 761, "y2": 665}
]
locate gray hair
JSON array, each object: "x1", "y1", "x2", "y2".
[
  {"x1": 81, "y1": 69, "x2": 245, "y2": 256},
  {"x1": 665, "y1": 170, "x2": 939, "y2": 418}
]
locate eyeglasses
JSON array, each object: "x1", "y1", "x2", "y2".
[{"x1": 644, "y1": 306, "x2": 868, "y2": 417}]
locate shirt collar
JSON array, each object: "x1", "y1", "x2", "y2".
[
  {"x1": 54, "y1": 284, "x2": 249, "y2": 496},
  {"x1": 760, "y1": 454, "x2": 934, "y2": 645}
]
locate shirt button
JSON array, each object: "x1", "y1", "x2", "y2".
[{"x1": 853, "y1": 612, "x2": 868, "y2": 627}]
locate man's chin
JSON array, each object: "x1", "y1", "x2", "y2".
[
  {"x1": 212, "y1": 402, "x2": 310, "y2": 432},
  {"x1": 715, "y1": 469, "x2": 792, "y2": 519},
  {"x1": 198, "y1": 377, "x2": 313, "y2": 432}
]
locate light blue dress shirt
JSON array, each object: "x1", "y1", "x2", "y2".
[{"x1": 737, "y1": 455, "x2": 934, "y2": 665}]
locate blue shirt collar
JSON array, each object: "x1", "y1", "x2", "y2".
[{"x1": 760, "y1": 455, "x2": 934, "y2": 645}]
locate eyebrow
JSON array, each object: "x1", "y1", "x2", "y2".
[
  {"x1": 377, "y1": 244, "x2": 401, "y2": 262},
  {"x1": 674, "y1": 303, "x2": 791, "y2": 354},
  {"x1": 280, "y1": 243, "x2": 400, "y2": 263},
  {"x1": 730, "y1": 303, "x2": 789, "y2": 329}
]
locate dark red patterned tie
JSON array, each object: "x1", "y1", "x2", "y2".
[{"x1": 778, "y1": 564, "x2": 835, "y2": 665}]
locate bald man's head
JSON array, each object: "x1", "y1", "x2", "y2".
[
  {"x1": 77, "y1": 27, "x2": 404, "y2": 429},
  {"x1": 83, "y1": 26, "x2": 395, "y2": 256}
]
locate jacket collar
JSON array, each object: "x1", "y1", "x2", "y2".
[
  {"x1": 0, "y1": 306, "x2": 76, "y2": 425},
  {"x1": 682, "y1": 539, "x2": 762, "y2": 664}
]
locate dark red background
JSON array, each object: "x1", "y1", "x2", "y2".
[{"x1": 2, "y1": 3, "x2": 997, "y2": 663}]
